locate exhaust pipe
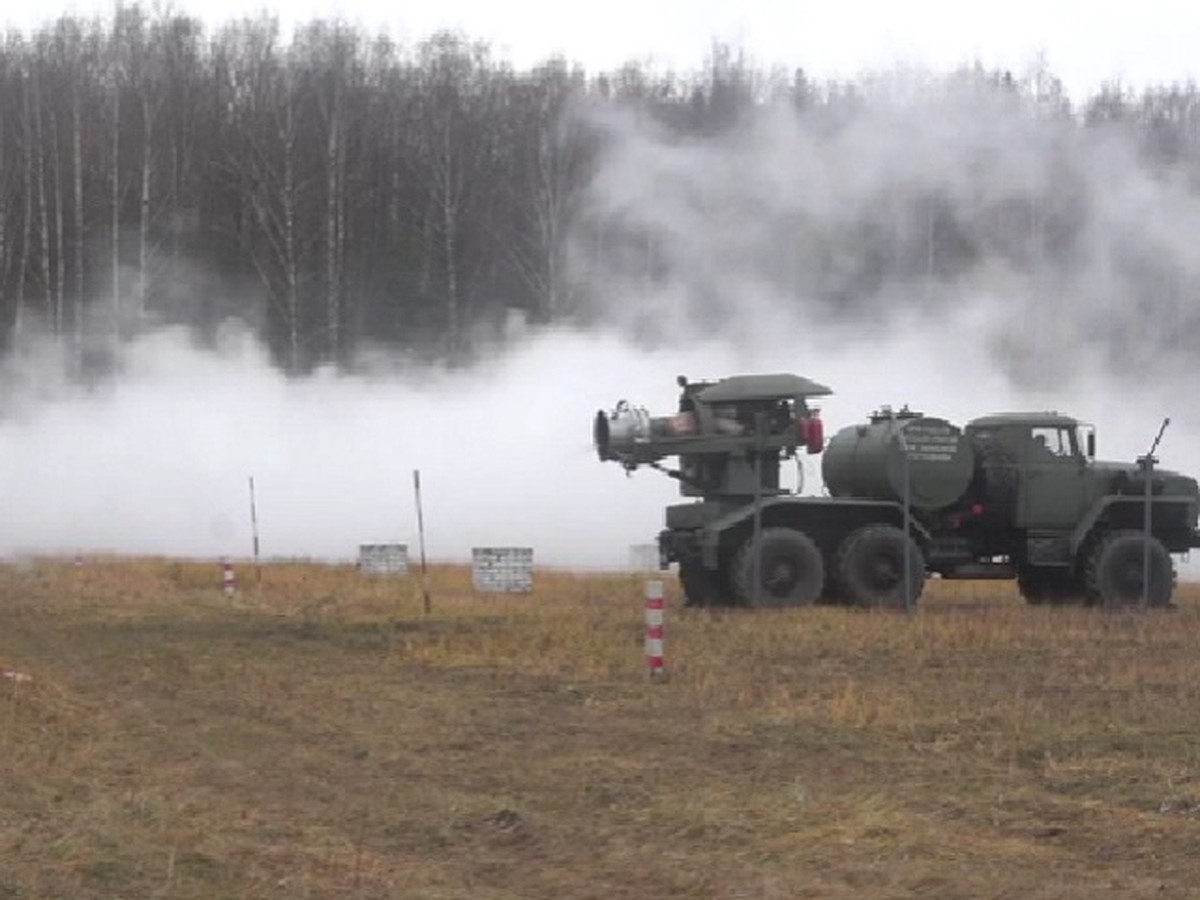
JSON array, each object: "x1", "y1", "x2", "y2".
[{"x1": 594, "y1": 401, "x2": 696, "y2": 462}]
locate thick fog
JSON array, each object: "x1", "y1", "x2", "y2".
[
  {"x1": 0, "y1": 316, "x2": 1190, "y2": 570},
  {"x1": 1, "y1": 80, "x2": 1198, "y2": 571}
]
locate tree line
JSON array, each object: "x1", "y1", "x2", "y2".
[{"x1": 0, "y1": 8, "x2": 1198, "y2": 373}]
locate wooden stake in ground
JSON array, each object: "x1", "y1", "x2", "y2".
[
  {"x1": 413, "y1": 469, "x2": 432, "y2": 614},
  {"x1": 248, "y1": 475, "x2": 262, "y2": 582}
]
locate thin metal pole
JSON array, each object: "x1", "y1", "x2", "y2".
[
  {"x1": 248, "y1": 475, "x2": 261, "y2": 583},
  {"x1": 1141, "y1": 418, "x2": 1170, "y2": 608},
  {"x1": 751, "y1": 412, "x2": 765, "y2": 608},
  {"x1": 898, "y1": 428, "x2": 913, "y2": 613},
  {"x1": 413, "y1": 469, "x2": 432, "y2": 615},
  {"x1": 1142, "y1": 454, "x2": 1152, "y2": 608}
]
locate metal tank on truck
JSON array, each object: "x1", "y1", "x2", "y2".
[
  {"x1": 821, "y1": 409, "x2": 976, "y2": 511},
  {"x1": 594, "y1": 374, "x2": 1200, "y2": 609}
]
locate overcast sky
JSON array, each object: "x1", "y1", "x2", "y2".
[{"x1": 8, "y1": 0, "x2": 1200, "y2": 101}]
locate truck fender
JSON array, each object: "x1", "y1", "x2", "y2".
[{"x1": 1070, "y1": 495, "x2": 1198, "y2": 554}]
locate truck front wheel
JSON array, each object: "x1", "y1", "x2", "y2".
[
  {"x1": 836, "y1": 525, "x2": 925, "y2": 609},
  {"x1": 1086, "y1": 530, "x2": 1175, "y2": 608},
  {"x1": 731, "y1": 528, "x2": 824, "y2": 608},
  {"x1": 1017, "y1": 567, "x2": 1084, "y2": 605}
]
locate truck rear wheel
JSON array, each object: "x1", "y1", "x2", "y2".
[
  {"x1": 1017, "y1": 567, "x2": 1084, "y2": 605},
  {"x1": 678, "y1": 560, "x2": 728, "y2": 608},
  {"x1": 1086, "y1": 530, "x2": 1175, "y2": 608},
  {"x1": 836, "y1": 525, "x2": 925, "y2": 609},
  {"x1": 731, "y1": 528, "x2": 824, "y2": 608}
]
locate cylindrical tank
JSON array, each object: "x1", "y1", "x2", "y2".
[{"x1": 821, "y1": 414, "x2": 975, "y2": 510}]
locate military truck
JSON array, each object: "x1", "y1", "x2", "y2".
[{"x1": 594, "y1": 373, "x2": 1200, "y2": 609}]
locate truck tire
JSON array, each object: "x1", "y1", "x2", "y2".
[
  {"x1": 678, "y1": 560, "x2": 728, "y2": 608},
  {"x1": 1017, "y1": 567, "x2": 1084, "y2": 606},
  {"x1": 836, "y1": 524, "x2": 925, "y2": 609},
  {"x1": 1085, "y1": 530, "x2": 1175, "y2": 608},
  {"x1": 731, "y1": 528, "x2": 824, "y2": 608}
]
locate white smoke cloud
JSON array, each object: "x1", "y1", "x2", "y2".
[
  {"x1": 0, "y1": 323, "x2": 725, "y2": 566},
  {"x1": 573, "y1": 83, "x2": 1200, "y2": 391},
  {"x1": 0, "y1": 310, "x2": 1192, "y2": 572},
  {"x1": 1, "y1": 76, "x2": 1198, "y2": 576}
]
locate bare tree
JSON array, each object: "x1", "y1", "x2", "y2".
[
  {"x1": 0, "y1": 47, "x2": 13, "y2": 320},
  {"x1": 70, "y1": 29, "x2": 90, "y2": 351},
  {"x1": 27, "y1": 54, "x2": 54, "y2": 327},
  {"x1": 505, "y1": 59, "x2": 589, "y2": 322},
  {"x1": 409, "y1": 32, "x2": 500, "y2": 356},
  {"x1": 14, "y1": 66, "x2": 34, "y2": 336},
  {"x1": 297, "y1": 21, "x2": 360, "y2": 363},
  {"x1": 106, "y1": 29, "x2": 122, "y2": 336},
  {"x1": 218, "y1": 17, "x2": 312, "y2": 370}
]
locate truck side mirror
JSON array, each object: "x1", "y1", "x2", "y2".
[{"x1": 1086, "y1": 432, "x2": 1095, "y2": 458}]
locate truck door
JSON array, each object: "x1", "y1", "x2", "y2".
[{"x1": 1018, "y1": 426, "x2": 1087, "y2": 529}]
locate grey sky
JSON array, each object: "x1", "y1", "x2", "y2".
[{"x1": 9, "y1": 0, "x2": 1200, "y2": 100}]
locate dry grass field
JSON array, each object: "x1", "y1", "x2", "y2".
[{"x1": 3, "y1": 558, "x2": 1200, "y2": 898}]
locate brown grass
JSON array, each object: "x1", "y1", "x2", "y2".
[{"x1": 3, "y1": 558, "x2": 1200, "y2": 898}]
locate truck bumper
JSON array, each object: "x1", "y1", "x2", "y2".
[{"x1": 658, "y1": 528, "x2": 701, "y2": 567}]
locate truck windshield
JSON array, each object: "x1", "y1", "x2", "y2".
[{"x1": 1030, "y1": 426, "x2": 1075, "y2": 458}]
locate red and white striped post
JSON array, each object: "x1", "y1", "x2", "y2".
[
  {"x1": 645, "y1": 580, "x2": 665, "y2": 679},
  {"x1": 222, "y1": 558, "x2": 236, "y2": 595}
]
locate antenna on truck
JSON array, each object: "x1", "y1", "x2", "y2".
[{"x1": 1138, "y1": 418, "x2": 1170, "y2": 608}]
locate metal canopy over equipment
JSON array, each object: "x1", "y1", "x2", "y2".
[{"x1": 695, "y1": 373, "x2": 833, "y2": 404}]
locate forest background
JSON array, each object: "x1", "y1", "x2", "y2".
[{"x1": 0, "y1": 7, "x2": 1197, "y2": 376}]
